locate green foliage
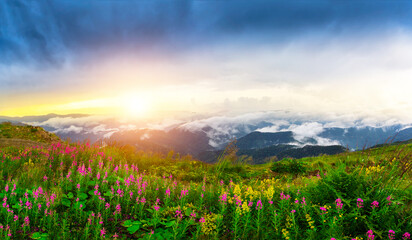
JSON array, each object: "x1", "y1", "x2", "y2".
[
  {"x1": 307, "y1": 167, "x2": 368, "y2": 204},
  {"x1": 271, "y1": 158, "x2": 308, "y2": 174},
  {"x1": 0, "y1": 135, "x2": 410, "y2": 239}
]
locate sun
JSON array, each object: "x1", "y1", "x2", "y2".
[{"x1": 122, "y1": 95, "x2": 150, "y2": 118}]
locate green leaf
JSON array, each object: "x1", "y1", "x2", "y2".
[
  {"x1": 127, "y1": 224, "x2": 141, "y2": 234},
  {"x1": 62, "y1": 198, "x2": 71, "y2": 207},
  {"x1": 162, "y1": 221, "x2": 176, "y2": 228},
  {"x1": 12, "y1": 204, "x2": 21, "y2": 210},
  {"x1": 78, "y1": 193, "x2": 88, "y2": 200},
  {"x1": 73, "y1": 201, "x2": 86, "y2": 210},
  {"x1": 87, "y1": 181, "x2": 96, "y2": 186},
  {"x1": 122, "y1": 220, "x2": 133, "y2": 227},
  {"x1": 154, "y1": 233, "x2": 165, "y2": 240},
  {"x1": 103, "y1": 191, "x2": 112, "y2": 197},
  {"x1": 30, "y1": 232, "x2": 41, "y2": 239},
  {"x1": 184, "y1": 208, "x2": 192, "y2": 217},
  {"x1": 67, "y1": 192, "x2": 74, "y2": 199}
]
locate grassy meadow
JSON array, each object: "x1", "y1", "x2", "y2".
[{"x1": 0, "y1": 123, "x2": 411, "y2": 239}]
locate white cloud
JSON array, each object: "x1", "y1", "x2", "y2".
[
  {"x1": 313, "y1": 137, "x2": 341, "y2": 146},
  {"x1": 140, "y1": 133, "x2": 150, "y2": 140},
  {"x1": 25, "y1": 116, "x2": 109, "y2": 129},
  {"x1": 88, "y1": 124, "x2": 119, "y2": 135},
  {"x1": 103, "y1": 131, "x2": 117, "y2": 139},
  {"x1": 54, "y1": 125, "x2": 83, "y2": 134},
  {"x1": 286, "y1": 122, "x2": 325, "y2": 142},
  {"x1": 147, "y1": 119, "x2": 185, "y2": 131}
]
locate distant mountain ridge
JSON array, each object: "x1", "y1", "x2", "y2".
[
  {"x1": 2, "y1": 113, "x2": 412, "y2": 164},
  {"x1": 235, "y1": 131, "x2": 297, "y2": 149}
]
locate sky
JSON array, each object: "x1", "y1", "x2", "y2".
[{"x1": 1, "y1": 1, "x2": 412, "y2": 123}]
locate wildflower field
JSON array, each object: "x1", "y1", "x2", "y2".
[{"x1": 0, "y1": 138, "x2": 411, "y2": 239}]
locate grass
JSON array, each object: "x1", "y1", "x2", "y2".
[
  {"x1": 0, "y1": 122, "x2": 60, "y2": 146},
  {"x1": 0, "y1": 132, "x2": 410, "y2": 239}
]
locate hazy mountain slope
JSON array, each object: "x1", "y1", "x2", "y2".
[
  {"x1": 199, "y1": 144, "x2": 347, "y2": 164},
  {"x1": 319, "y1": 126, "x2": 403, "y2": 149},
  {"x1": 109, "y1": 128, "x2": 213, "y2": 157},
  {"x1": 235, "y1": 131, "x2": 297, "y2": 149}
]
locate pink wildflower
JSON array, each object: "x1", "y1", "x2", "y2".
[
  {"x1": 403, "y1": 232, "x2": 411, "y2": 240},
  {"x1": 387, "y1": 195, "x2": 392, "y2": 205},
  {"x1": 113, "y1": 204, "x2": 121, "y2": 215},
  {"x1": 256, "y1": 199, "x2": 263, "y2": 210},
  {"x1": 23, "y1": 216, "x2": 30, "y2": 227},
  {"x1": 371, "y1": 201, "x2": 379, "y2": 209},
  {"x1": 388, "y1": 230, "x2": 395, "y2": 240},
  {"x1": 336, "y1": 198, "x2": 343, "y2": 210},
  {"x1": 101, "y1": 228, "x2": 106, "y2": 238},
  {"x1": 357, "y1": 198, "x2": 364, "y2": 208},
  {"x1": 291, "y1": 209, "x2": 296, "y2": 213},
  {"x1": 199, "y1": 217, "x2": 205, "y2": 223},
  {"x1": 301, "y1": 197, "x2": 306, "y2": 206},
  {"x1": 219, "y1": 193, "x2": 228, "y2": 205},
  {"x1": 280, "y1": 192, "x2": 290, "y2": 200},
  {"x1": 175, "y1": 209, "x2": 183, "y2": 219},
  {"x1": 367, "y1": 229, "x2": 375, "y2": 240}
]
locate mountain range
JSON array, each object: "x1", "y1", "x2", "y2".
[{"x1": 1, "y1": 113, "x2": 412, "y2": 163}]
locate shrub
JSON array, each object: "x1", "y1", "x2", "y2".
[{"x1": 271, "y1": 158, "x2": 307, "y2": 174}]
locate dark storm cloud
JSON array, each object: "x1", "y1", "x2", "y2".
[{"x1": 1, "y1": 0, "x2": 412, "y2": 67}]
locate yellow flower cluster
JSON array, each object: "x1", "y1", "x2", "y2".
[
  {"x1": 245, "y1": 186, "x2": 260, "y2": 201},
  {"x1": 24, "y1": 158, "x2": 34, "y2": 167},
  {"x1": 228, "y1": 196, "x2": 233, "y2": 205},
  {"x1": 201, "y1": 213, "x2": 218, "y2": 236},
  {"x1": 233, "y1": 184, "x2": 242, "y2": 197},
  {"x1": 365, "y1": 165, "x2": 384, "y2": 174},
  {"x1": 285, "y1": 215, "x2": 293, "y2": 229},
  {"x1": 241, "y1": 201, "x2": 250, "y2": 214},
  {"x1": 306, "y1": 214, "x2": 315, "y2": 229},
  {"x1": 281, "y1": 228, "x2": 290, "y2": 240},
  {"x1": 264, "y1": 186, "x2": 275, "y2": 200}
]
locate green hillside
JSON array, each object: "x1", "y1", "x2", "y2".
[
  {"x1": 0, "y1": 126, "x2": 410, "y2": 239},
  {"x1": 0, "y1": 122, "x2": 60, "y2": 148}
]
